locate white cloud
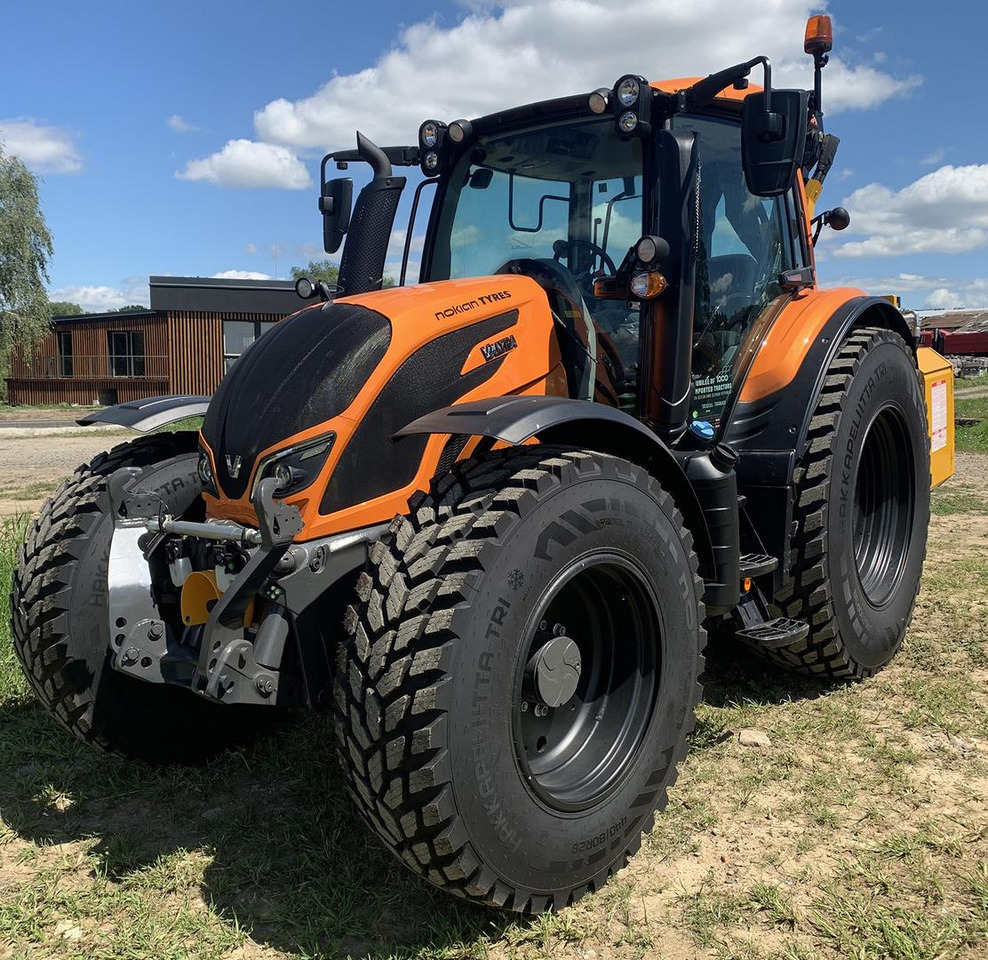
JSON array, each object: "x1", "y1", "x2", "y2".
[
  {"x1": 212, "y1": 270, "x2": 272, "y2": 280},
  {"x1": 248, "y1": 1, "x2": 918, "y2": 153},
  {"x1": 176, "y1": 139, "x2": 311, "y2": 189},
  {"x1": 245, "y1": 243, "x2": 259, "y2": 255},
  {"x1": 0, "y1": 118, "x2": 82, "y2": 174},
  {"x1": 167, "y1": 114, "x2": 199, "y2": 133},
  {"x1": 48, "y1": 284, "x2": 145, "y2": 312},
  {"x1": 920, "y1": 148, "x2": 946, "y2": 166},
  {"x1": 926, "y1": 287, "x2": 963, "y2": 309},
  {"x1": 832, "y1": 164, "x2": 988, "y2": 258},
  {"x1": 819, "y1": 272, "x2": 988, "y2": 310}
]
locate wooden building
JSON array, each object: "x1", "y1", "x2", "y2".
[{"x1": 6, "y1": 276, "x2": 301, "y2": 406}]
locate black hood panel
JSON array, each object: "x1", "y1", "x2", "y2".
[{"x1": 202, "y1": 301, "x2": 391, "y2": 499}]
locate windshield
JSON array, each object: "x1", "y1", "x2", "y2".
[{"x1": 424, "y1": 117, "x2": 643, "y2": 282}]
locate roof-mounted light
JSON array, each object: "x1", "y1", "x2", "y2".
[
  {"x1": 448, "y1": 119, "x2": 473, "y2": 143},
  {"x1": 588, "y1": 88, "x2": 610, "y2": 114},
  {"x1": 617, "y1": 76, "x2": 641, "y2": 106},
  {"x1": 804, "y1": 14, "x2": 833, "y2": 56},
  {"x1": 419, "y1": 121, "x2": 441, "y2": 149},
  {"x1": 618, "y1": 111, "x2": 639, "y2": 133}
]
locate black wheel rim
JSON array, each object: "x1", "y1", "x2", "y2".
[
  {"x1": 512, "y1": 552, "x2": 660, "y2": 813},
  {"x1": 852, "y1": 404, "x2": 915, "y2": 607}
]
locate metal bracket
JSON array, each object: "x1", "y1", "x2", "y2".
[{"x1": 195, "y1": 478, "x2": 303, "y2": 702}]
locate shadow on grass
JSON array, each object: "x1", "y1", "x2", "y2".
[
  {"x1": 0, "y1": 640, "x2": 834, "y2": 958},
  {"x1": 699, "y1": 627, "x2": 834, "y2": 711},
  {"x1": 0, "y1": 700, "x2": 515, "y2": 959}
]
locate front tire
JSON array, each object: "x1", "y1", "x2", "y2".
[
  {"x1": 770, "y1": 327, "x2": 931, "y2": 679},
  {"x1": 334, "y1": 448, "x2": 705, "y2": 912},
  {"x1": 11, "y1": 433, "x2": 276, "y2": 763}
]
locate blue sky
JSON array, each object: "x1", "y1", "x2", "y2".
[{"x1": 2, "y1": 0, "x2": 986, "y2": 312}]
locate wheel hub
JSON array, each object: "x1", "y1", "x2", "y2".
[
  {"x1": 526, "y1": 630, "x2": 582, "y2": 708},
  {"x1": 513, "y1": 555, "x2": 661, "y2": 812}
]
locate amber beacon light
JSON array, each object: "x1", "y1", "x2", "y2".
[{"x1": 804, "y1": 14, "x2": 833, "y2": 56}]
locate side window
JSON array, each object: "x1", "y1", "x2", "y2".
[{"x1": 673, "y1": 114, "x2": 792, "y2": 425}]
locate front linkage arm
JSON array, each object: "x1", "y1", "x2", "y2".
[{"x1": 193, "y1": 478, "x2": 303, "y2": 702}]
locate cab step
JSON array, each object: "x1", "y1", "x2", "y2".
[
  {"x1": 735, "y1": 617, "x2": 809, "y2": 650},
  {"x1": 739, "y1": 553, "x2": 779, "y2": 579}
]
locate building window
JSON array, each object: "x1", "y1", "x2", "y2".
[
  {"x1": 107, "y1": 330, "x2": 146, "y2": 377},
  {"x1": 57, "y1": 331, "x2": 73, "y2": 377},
  {"x1": 223, "y1": 320, "x2": 276, "y2": 372}
]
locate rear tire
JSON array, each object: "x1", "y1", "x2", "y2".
[
  {"x1": 333, "y1": 447, "x2": 705, "y2": 912},
  {"x1": 11, "y1": 433, "x2": 276, "y2": 763},
  {"x1": 767, "y1": 327, "x2": 931, "y2": 679}
]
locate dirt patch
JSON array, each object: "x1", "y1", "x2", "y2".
[{"x1": 0, "y1": 431, "x2": 131, "y2": 516}]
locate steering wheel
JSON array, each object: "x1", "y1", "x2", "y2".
[{"x1": 553, "y1": 239, "x2": 617, "y2": 294}]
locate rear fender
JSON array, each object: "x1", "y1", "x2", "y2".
[
  {"x1": 725, "y1": 294, "x2": 914, "y2": 455},
  {"x1": 723, "y1": 293, "x2": 916, "y2": 592},
  {"x1": 396, "y1": 395, "x2": 717, "y2": 587}
]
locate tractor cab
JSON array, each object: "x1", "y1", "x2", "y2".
[{"x1": 315, "y1": 56, "x2": 823, "y2": 445}]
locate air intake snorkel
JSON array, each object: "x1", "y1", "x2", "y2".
[{"x1": 335, "y1": 132, "x2": 407, "y2": 297}]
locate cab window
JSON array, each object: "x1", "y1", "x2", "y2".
[{"x1": 673, "y1": 114, "x2": 792, "y2": 425}]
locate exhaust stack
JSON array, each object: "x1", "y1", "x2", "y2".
[{"x1": 336, "y1": 132, "x2": 406, "y2": 296}]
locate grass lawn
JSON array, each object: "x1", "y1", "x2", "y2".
[
  {"x1": 956, "y1": 394, "x2": 988, "y2": 453},
  {"x1": 0, "y1": 455, "x2": 985, "y2": 959}
]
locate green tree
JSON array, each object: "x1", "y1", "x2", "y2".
[
  {"x1": 114, "y1": 304, "x2": 149, "y2": 312},
  {"x1": 290, "y1": 259, "x2": 339, "y2": 285},
  {"x1": 0, "y1": 145, "x2": 53, "y2": 367},
  {"x1": 289, "y1": 259, "x2": 395, "y2": 289},
  {"x1": 49, "y1": 300, "x2": 84, "y2": 317}
]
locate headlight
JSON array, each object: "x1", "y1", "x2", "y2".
[
  {"x1": 617, "y1": 77, "x2": 640, "y2": 106},
  {"x1": 197, "y1": 448, "x2": 218, "y2": 496},
  {"x1": 197, "y1": 453, "x2": 213, "y2": 485},
  {"x1": 252, "y1": 432, "x2": 336, "y2": 499},
  {"x1": 272, "y1": 462, "x2": 294, "y2": 491},
  {"x1": 423, "y1": 150, "x2": 440, "y2": 172}
]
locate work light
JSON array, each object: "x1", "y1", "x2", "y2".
[
  {"x1": 448, "y1": 119, "x2": 472, "y2": 143},
  {"x1": 618, "y1": 111, "x2": 638, "y2": 133},
  {"x1": 420, "y1": 121, "x2": 440, "y2": 148},
  {"x1": 588, "y1": 88, "x2": 610, "y2": 114},
  {"x1": 423, "y1": 151, "x2": 440, "y2": 172},
  {"x1": 617, "y1": 77, "x2": 640, "y2": 106}
]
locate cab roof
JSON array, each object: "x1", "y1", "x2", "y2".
[{"x1": 650, "y1": 77, "x2": 763, "y2": 105}]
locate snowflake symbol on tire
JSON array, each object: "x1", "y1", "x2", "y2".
[{"x1": 507, "y1": 567, "x2": 525, "y2": 592}]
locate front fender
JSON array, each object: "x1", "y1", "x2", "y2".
[
  {"x1": 78, "y1": 395, "x2": 210, "y2": 432},
  {"x1": 396, "y1": 395, "x2": 718, "y2": 587}
]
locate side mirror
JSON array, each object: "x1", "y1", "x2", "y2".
[
  {"x1": 468, "y1": 168, "x2": 494, "y2": 190},
  {"x1": 741, "y1": 89, "x2": 809, "y2": 197},
  {"x1": 319, "y1": 177, "x2": 353, "y2": 254}
]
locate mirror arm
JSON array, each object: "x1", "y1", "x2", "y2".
[{"x1": 684, "y1": 55, "x2": 773, "y2": 112}]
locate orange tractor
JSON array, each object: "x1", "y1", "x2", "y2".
[{"x1": 13, "y1": 15, "x2": 954, "y2": 911}]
